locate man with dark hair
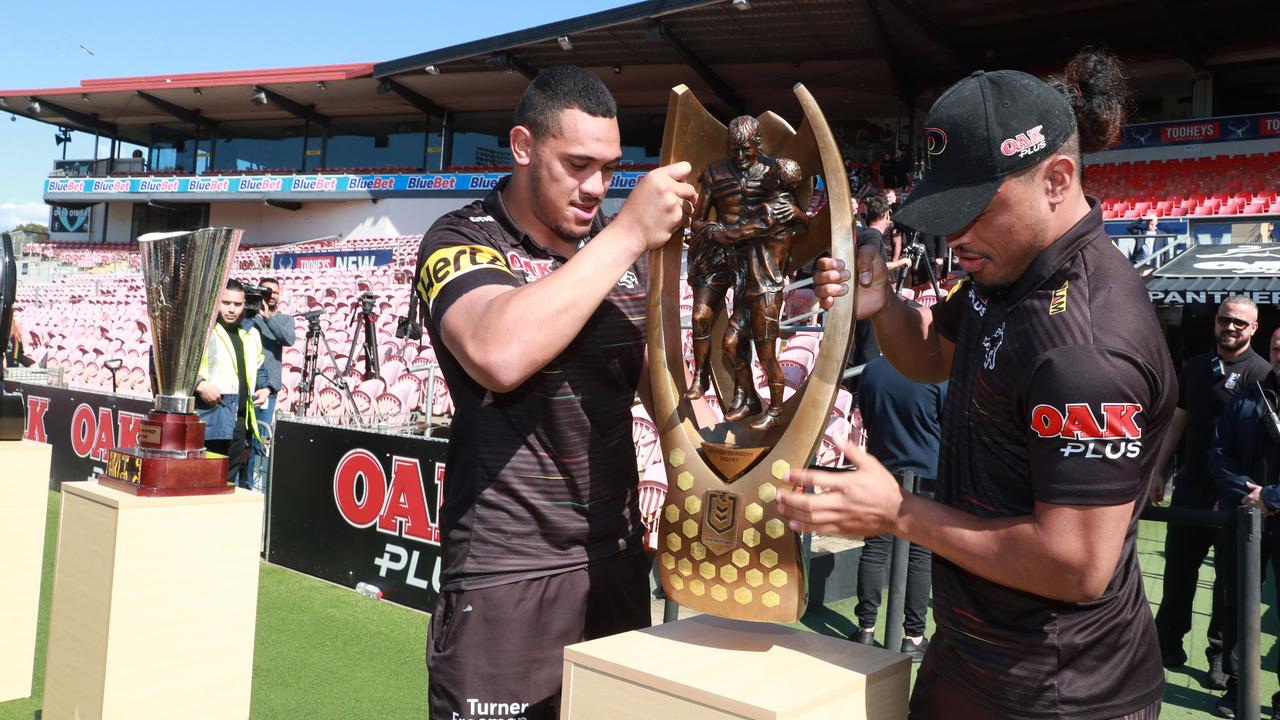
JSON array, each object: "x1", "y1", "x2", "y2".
[
  {"x1": 780, "y1": 51, "x2": 1174, "y2": 719},
  {"x1": 857, "y1": 195, "x2": 896, "y2": 266},
  {"x1": 195, "y1": 278, "x2": 269, "y2": 486},
  {"x1": 1154, "y1": 296, "x2": 1267, "y2": 690},
  {"x1": 415, "y1": 65, "x2": 695, "y2": 719},
  {"x1": 1210, "y1": 326, "x2": 1280, "y2": 718},
  {"x1": 245, "y1": 276, "x2": 294, "y2": 492}
]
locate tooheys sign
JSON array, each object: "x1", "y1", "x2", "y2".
[
  {"x1": 266, "y1": 418, "x2": 446, "y2": 612},
  {"x1": 3, "y1": 381, "x2": 152, "y2": 489}
]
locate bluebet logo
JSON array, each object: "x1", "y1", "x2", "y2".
[
  {"x1": 347, "y1": 176, "x2": 396, "y2": 191},
  {"x1": 238, "y1": 177, "x2": 284, "y2": 192}
]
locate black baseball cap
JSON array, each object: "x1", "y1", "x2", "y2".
[{"x1": 894, "y1": 70, "x2": 1077, "y2": 237}]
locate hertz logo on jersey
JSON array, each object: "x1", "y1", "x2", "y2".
[
  {"x1": 417, "y1": 244, "x2": 513, "y2": 309},
  {"x1": 1049, "y1": 280, "x2": 1069, "y2": 316}
]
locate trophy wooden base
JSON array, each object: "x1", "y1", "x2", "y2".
[
  {"x1": 99, "y1": 448, "x2": 231, "y2": 497},
  {"x1": 561, "y1": 615, "x2": 910, "y2": 719},
  {"x1": 100, "y1": 411, "x2": 232, "y2": 497},
  {"x1": 42, "y1": 479, "x2": 263, "y2": 720},
  {"x1": 0, "y1": 440, "x2": 52, "y2": 703}
]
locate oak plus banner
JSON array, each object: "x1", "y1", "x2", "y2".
[
  {"x1": 2, "y1": 381, "x2": 152, "y2": 489},
  {"x1": 267, "y1": 418, "x2": 446, "y2": 612}
]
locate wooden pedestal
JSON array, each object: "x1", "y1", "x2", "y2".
[
  {"x1": 562, "y1": 615, "x2": 910, "y2": 719},
  {"x1": 0, "y1": 440, "x2": 52, "y2": 702},
  {"x1": 42, "y1": 479, "x2": 264, "y2": 720}
]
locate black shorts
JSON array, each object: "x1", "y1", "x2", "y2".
[{"x1": 427, "y1": 552, "x2": 650, "y2": 720}]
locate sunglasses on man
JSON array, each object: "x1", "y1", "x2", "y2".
[{"x1": 1215, "y1": 315, "x2": 1253, "y2": 331}]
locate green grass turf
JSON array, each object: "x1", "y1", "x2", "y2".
[
  {"x1": 2, "y1": 494, "x2": 1273, "y2": 719},
  {"x1": 0, "y1": 491, "x2": 428, "y2": 720}
]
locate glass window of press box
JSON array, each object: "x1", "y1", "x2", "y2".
[
  {"x1": 448, "y1": 110, "x2": 661, "y2": 169},
  {"x1": 148, "y1": 116, "x2": 442, "y2": 173},
  {"x1": 324, "y1": 116, "x2": 440, "y2": 171},
  {"x1": 211, "y1": 121, "x2": 307, "y2": 173}
]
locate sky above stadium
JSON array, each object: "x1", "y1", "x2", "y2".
[{"x1": 0, "y1": 0, "x2": 631, "y2": 231}]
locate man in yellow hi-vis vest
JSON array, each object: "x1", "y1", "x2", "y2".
[{"x1": 195, "y1": 278, "x2": 269, "y2": 488}]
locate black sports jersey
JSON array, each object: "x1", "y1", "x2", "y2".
[
  {"x1": 414, "y1": 177, "x2": 648, "y2": 591},
  {"x1": 1177, "y1": 348, "x2": 1270, "y2": 497},
  {"x1": 929, "y1": 200, "x2": 1174, "y2": 718}
]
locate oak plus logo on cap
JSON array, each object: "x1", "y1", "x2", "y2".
[{"x1": 1000, "y1": 124, "x2": 1046, "y2": 158}]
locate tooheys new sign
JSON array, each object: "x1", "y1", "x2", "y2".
[
  {"x1": 2, "y1": 381, "x2": 152, "y2": 489},
  {"x1": 267, "y1": 418, "x2": 446, "y2": 612}
]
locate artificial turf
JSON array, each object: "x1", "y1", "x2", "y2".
[{"x1": 2, "y1": 492, "x2": 1274, "y2": 719}]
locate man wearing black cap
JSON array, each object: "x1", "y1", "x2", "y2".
[{"x1": 777, "y1": 50, "x2": 1174, "y2": 719}]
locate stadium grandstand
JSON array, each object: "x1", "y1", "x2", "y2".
[
  {"x1": 2, "y1": 0, "x2": 1276, "y2": 436},
  {"x1": 4, "y1": 1, "x2": 1280, "y2": 717}
]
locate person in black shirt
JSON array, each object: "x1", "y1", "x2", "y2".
[
  {"x1": 1153, "y1": 296, "x2": 1268, "y2": 688},
  {"x1": 417, "y1": 66, "x2": 696, "y2": 720},
  {"x1": 851, "y1": 355, "x2": 945, "y2": 661},
  {"x1": 778, "y1": 50, "x2": 1172, "y2": 719},
  {"x1": 1210, "y1": 327, "x2": 1280, "y2": 718}
]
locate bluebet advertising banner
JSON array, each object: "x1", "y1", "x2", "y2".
[
  {"x1": 272, "y1": 249, "x2": 394, "y2": 271},
  {"x1": 44, "y1": 171, "x2": 647, "y2": 196}
]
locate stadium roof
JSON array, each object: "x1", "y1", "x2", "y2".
[{"x1": 2, "y1": 0, "x2": 1279, "y2": 144}]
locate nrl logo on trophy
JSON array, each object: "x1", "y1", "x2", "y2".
[
  {"x1": 648, "y1": 85, "x2": 856, "y2": 622},
  {"x1": 99, "y1": 228, "x2": 243, "y2": 496}
]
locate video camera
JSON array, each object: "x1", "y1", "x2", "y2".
[{"x1": 242, "y1": 283, "x2": 274, "y2": 316}]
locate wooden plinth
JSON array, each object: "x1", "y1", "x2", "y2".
[
  {"x1": 0, "y1": 440, "x2": 52, "y2": 702},
  {"x1": 41, "y1": 479, "x2": 264, "y2": 720},
  {"x1": 562, "y1": 615, "x2": 910, "y2": 719}
]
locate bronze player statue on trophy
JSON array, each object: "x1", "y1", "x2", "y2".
[{"x1": 685, "y1": 115, "x2": 809, "y2": 431}]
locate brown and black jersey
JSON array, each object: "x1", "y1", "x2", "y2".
[
  {"x1": 414, "y1": 177, "x2": 648, "y2": 592},
  {"x1": 929, "y1": 200, "x2": 1175, "y2": 718}
]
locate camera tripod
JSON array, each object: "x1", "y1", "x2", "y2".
[
  {"x1": 294, "y1": 310, "x2": 360, "y2": 418},
  {"x1": 344, "y1": 292, "x2": 380, "y2": 381},
  {"x1": 894, "y1": 238, "x2": 942, "y2": 298}
]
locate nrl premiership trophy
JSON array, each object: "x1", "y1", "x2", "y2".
[
  {"x1": 99, "y1": 228, "x2": 242, "y2": 496},
  {"x1": 0, "y1": 233, "x2": 23, "y2": 440},
  {"x1": 648, "y1": 85, "x2": 855, "y2": 622}
]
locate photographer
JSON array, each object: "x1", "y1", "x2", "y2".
[
  {"x1": 195, "y1": 279, "x2": 269, "y2": 488},
  {"x1": 245, "y1": 277, "x2": 294, "y2": 492}
]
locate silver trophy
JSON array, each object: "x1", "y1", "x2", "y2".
[{"x1": 100, "y1": 228, "x2": 243, "y2": 496}]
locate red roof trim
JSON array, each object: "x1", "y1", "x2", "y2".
[{"x1": 0, "y1": 63, "x2": 375, "y2": 98}]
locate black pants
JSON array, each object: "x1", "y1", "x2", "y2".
[
  {"x1": 1217, "y1": 510, "x2": 1280, "y2": 689},
  {"x1": 427, "y1": 552, "x2": 650, "y2": 720},
  {"x1": 1154, "y1": 484, "x2": 1226, "y2": 659},
  {"x1": 206, "y1": 416, "x2": 249, "y2": 488},
  {"x1": 855, "y1": 476, "x2": 933, "y2": 637}
]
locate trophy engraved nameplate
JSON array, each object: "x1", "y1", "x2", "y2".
[
  {"x1": 99, "y1": 228, "x2": 242, "y2": 496},
  {"x1": 648, "y1": 85, "x2": 855, "y2": 622},
  {"x1": 0, "y1": 233, "x2": 23, "y2": 440}
]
